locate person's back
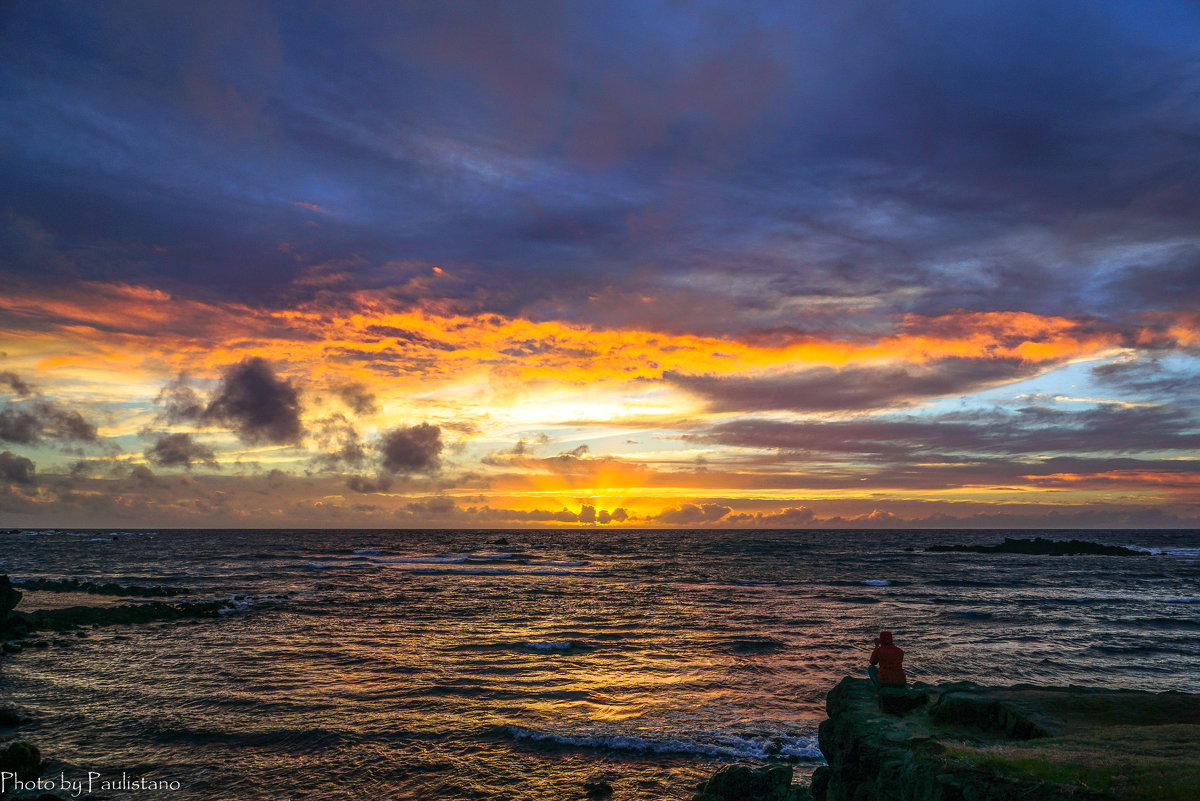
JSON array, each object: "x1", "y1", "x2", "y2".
[{"x1": 868, "y1": 630, "x2": 906, "y2": 688}]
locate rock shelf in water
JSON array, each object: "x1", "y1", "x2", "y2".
[{"x1": 925, "y1": 537, "x2": 1146, "y2": 556}]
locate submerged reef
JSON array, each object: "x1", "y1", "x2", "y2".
[
  {"x1": 813, "y1": 677, "x2": 1200, "y2": 801},
  {"x1": 925, "y1": 537, "x2": 1146, "y2": 557}
]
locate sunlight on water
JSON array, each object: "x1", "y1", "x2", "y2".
[{"x1": 0, "y1": 528, "x2": 1197, "y2": 799}]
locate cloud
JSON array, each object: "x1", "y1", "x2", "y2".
[
  {"x1": 654, "y1": 502, "x2": 732, "y2": 524},
  {"x1": 406, "y1": 496, "x2": 456, "y2": 516},
  {"x1": 0, "y1": 401, "x2": 97, "y2": 444},
  {"x1": 694, "y1": 402, "x2": 1200, "y2": 458},
  {"x1": 334, "y1": 381, "x2": 379, "y2": 416},
  {"x1": 0, "y1": 372, "x2": 34, "y2": 398},
  {"x1": 380, "y1": 423, "x2": 443, "y2": 473},
  {"x1": 346, "y1": 474, "x2": 393, "y2": 493},
  {"x1": 203, "y1": 358, "x2": 303, "y2": 445},
  {"x1": 725, "y1": 506, "x2": 815, "y2": 526},
  {"x1": 156, "y1": 374, "x2": 206, "y2": 424},
  {"x1": 665, "y1": 357, "x2": 1037, "y2": 413},
  {"x1": 144, "y1": 433, "x2": 216, "y2": 470},
  {"x1": 310, "y1": 414, "x2": 366, "y2": 470},
  {"x1": 0, "y1": 451, "x2": 35, "y2": 485}
]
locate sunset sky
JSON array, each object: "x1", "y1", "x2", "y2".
[{"x1": 1, "y1": 1, "x2": 1198, "y2": 528}]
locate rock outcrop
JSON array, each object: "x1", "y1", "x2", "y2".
[
  {"x1": 693, "y1": 763, "x2": 812, "y2": 801},
  {"x1": 813, "y1": 677, "x2": 1200, "y2": 801}
]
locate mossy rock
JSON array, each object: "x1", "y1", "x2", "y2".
[
  {"x1": 0, "y1": 740, "x2": 42, "y2": 780},
  {"x1": 694, "y1": 763, "x2": 804, "y2": 801}
]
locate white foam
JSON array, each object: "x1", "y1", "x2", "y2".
[
  {"x1": 505, "y1": 725, "x2": 822, "y2": 760},
  {"x1": 369, "y1": 555, "x2": 470, "y2": 564},
  {"x1": 410, "y1": 567, "x2": 515, "y2": 575}
]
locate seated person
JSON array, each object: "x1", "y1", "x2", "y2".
[{"x1": 867, "y1": 630, "x2": 906, "y2": 690}]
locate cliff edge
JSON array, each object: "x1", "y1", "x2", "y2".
[{"x1": 813, "y1": 677, "x2": 1200, "y2": 801}]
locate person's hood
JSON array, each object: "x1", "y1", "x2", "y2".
[{"x1": 879, "y1": 631, "x2": 893, "y2": 645}]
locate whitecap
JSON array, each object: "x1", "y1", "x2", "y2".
[
  {"x1": 369, "y1": 555, "x2": 470, "y2": 564},
  {"x1": 504, "y1": 725, "x2": 822, "y2": 761}
]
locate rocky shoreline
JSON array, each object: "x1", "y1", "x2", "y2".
[
  {"x1": 691, "y1": 675, "x2": 1200, "y2": 801},
  {"x1": 0, "y1": 574, "x2": 238, "y2": 800}
]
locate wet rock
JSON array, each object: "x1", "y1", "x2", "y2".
[
  {"x1": 0, "y1": 740, "x2": 42, "y2": 780},
  {"x1": 0, "y1": 575, "x2": 22, "y2": 618},
  {"x1": 4, "y1": 599, "x2": 229, "y2": 639},
  {"x1": 583, "y1": 774, "x2": 614, "y2": 798},
  {"x1": 693, "y1": 763, "x2": 807, "y2": 801},
  {"x1": 0, "y1": 707, "x2": 30, "y2": 726},
  {"x1": 13, "y1": 578, "x2": 189, "y2": 597}
]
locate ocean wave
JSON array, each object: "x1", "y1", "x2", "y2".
[
  {"x1": 861, "y1": 580, "x2": 891, "y2": 586},
  {"x1": 369, "y1": 555, "x2": 470, "y2": 564},
  {"x1": 943, "y1": 608, "x2": 993, "y2": 619},
  {"x1": 502, "y1": 725, "x2": 822, "y2": 761},
  {"x1": 352, "y1": 549, "x2": 383, "y2": 555},
  {"x1": 1124, "y1": 545, "x2": 1200, "y2": 558},
  {"x1": 529, "y1": 560, "x2": 587, "y2": 567},
  {"x1": 409, "y1": 567, "x2": 515, "y2": 576},
  {"x1": 218, "y1": 594, "x2": 289, "y2": 615},
  {"x1": 1164, "y1": 597, "x2": 1200, "y2": 604},
  {"x1": 526, "y1": 641, "x2": 574, "y2": 651}
]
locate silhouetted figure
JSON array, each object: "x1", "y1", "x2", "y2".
[{"x1": 867, "y1": 630, "x2": 906, "y2": 690}]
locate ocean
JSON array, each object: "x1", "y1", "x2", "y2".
[{"x1": 0, "y1": 528, "x2": 1197, "y2": 800}]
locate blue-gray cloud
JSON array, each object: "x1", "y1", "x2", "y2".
[{"x1": 2, "y1": 1, "x2": 1199, "y2": 331}]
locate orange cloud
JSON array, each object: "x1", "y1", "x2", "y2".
[{"x1": 1, "y1": 283, "x2": 1174, "y2": 394}]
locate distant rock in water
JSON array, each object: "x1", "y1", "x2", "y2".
[
  {"x1": 491, "y1": 537, "x2": 510, "y2": 546},
  {"x1": 925, "y1": 537, "x2": 1145, "y2": 556}
]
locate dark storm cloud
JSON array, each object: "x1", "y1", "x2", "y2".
[
  {"x1": 665, "y1": 358, "x2": 1035, "y2": 413},
  {"x1": 0, "y1": 451, "x2": 35, "y2": 485},
  {"x1": 0, "y1": 401, "x2": 98, "y2": 444},
  {"x1": 380, "y1": 423, "x2": 443, "y2": 474},
  {"x1": 0, "y1": 372, "x2": 34, "y2": 397},
  {"x1": 4, "y1": 2, "x2": 1200, "y2": 327},
  {"x1": 203, "y1": 358, "x2": 302, "y2": 445},
  {"x1": 144, "y1": 433, "x2": 216, "y2": 470}
]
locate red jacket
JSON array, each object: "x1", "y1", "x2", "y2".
[{"x1": 869, "y1": 643, "x2": 906, "y2": 686}]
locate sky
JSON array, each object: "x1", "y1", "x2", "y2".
[{"x1": 1, "y1": 0, "x2": 1198, "y2": 529}]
